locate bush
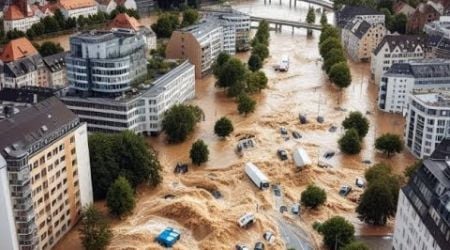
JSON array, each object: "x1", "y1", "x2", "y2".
[
  {"x1": 214, "y1": 117, "x2": 234, "y2": 137},
  {"x1": 162, "y1": 104, "x2": 204, "y2": 143},
  {"x1": 338, "y1": 128, "x2": 361, "y2": 154},
  {"x1": 190, "y1": 139, "x2": 209, "y2": 165},
  {"x1": 106, "y1": 176, "x2": 136, "y2": 217},
  {"x1": 301, "y1": 184, "x2": 327, "y2": 209}
]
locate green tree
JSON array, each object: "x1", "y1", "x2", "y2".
[
  {"x1": 320, "y1": 11, "x2": 328, "y2": 26},
  {"x1": 162, "y1": 104, "x2": 203, "y2": 143},
  {"x1": 213, "y1": 52, "x2": 231, "y2": 78},
  {"x1": 6, "y1": 29, "x2": 25, "y2": 40},
  {"x1": 37, "y1": 41, "x2": 64, "y2": 56},
  {"x1": 248, "y1": 53, "x2": 263, "y2": 72},
  {"x1": 317, "y1": 216, "x2": 355, "y2": 249},
  {"x1": 227, "y1": 80, "x2": 246, "y2": 97},
  {"x1": 329, "y1": 62, "x2": 352, "y2": 89},
  {"x1": 53, "y1": 9, "x2": 66, "y2": 29},
  {"x1": 323, "y1": 48, "x2": 346, "y2": 73},
  {"x1": 253, "y1": 20, "x2": 270, "y2": 46},
  {"x1": 319, "y1": 37, "x2": 342, "y2": 58},
  {"x1": 106, "y1": 176, "x2": 135, "y2": 217},
  {"x1": 216, "y1": 58, "x2": 247, "y2": 89},
  {"x1": 151, "y1": 13, "x2": 179, "y2": 38},
  {"x1": 214, "y1": 117, "x2": 234, "y2": 137},
  {"x1": 246, "y1": 71, "x2": 268, "y2": 93},
  {"x1": 319, "y1": 25, "x2": 339, "y2": 45},
  {"x1": 190, "y1": 139, "x2": 209, "y2": 165},
  {"x1": 338, "y1": 128, "x2": 361, "y2": 154},
  {"x1": 391, "y1": 13, "x2": 407, "y2": 34},
  {"x1": 356, "y1": 179, "x2": 396, "y2": 225},
  {"x1": 79, "y1": 205, "x2": 112, "y2": 250},
  {"x1": 237, "y1": 92, "x2": 256, "y2": 115},
  {"x1": 306, "y1": 7, "x2": 316, "y2": 24},
  {"x1": 404, "y1": 160, "x2": 422, "y2": 179},
  {"x1": 343, "y1": 241, "x2": 370, "y2": 250},
  {"x1": 42, "y1": 16, "x2": 60, "y2": 33},
  {"x1": 181, "y1": 8, "x2": 199, "y2": 27},
  {"x1": 342, "y1": 111, "x2": 370, "y2": 139},
  {"x1": 365, "y1": 163, "x2": 392, "y2": 184},
  {"x1": 252, "y1": 43, "x2": 269, "y2": 60},
  {"x1": 301, "y1": 184, "x2": 327, "y2": 209},
  {"x1": 375, "y1": 133, "x2": 403, "y2": 157}
]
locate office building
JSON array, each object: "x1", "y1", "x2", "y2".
[
  {"x1": 378, "y1": 59, "x2": 450, "y2": 113},
  {"x1": 66, "y1": 29, "x2": 147, "y2": 96},
  {"x1": 62, "y1": 60, "x2": 195, "y2": 133},
  {"x1": 166, "y1": 18, "x2": 223, "y2": 78},
  {"x1": 0, "y1": 97, "x2": 93, "y2": 250},
  {"x1": 335, "y1": 5, "x2": 384, "y2": 28},
  {"x1": 405, "y1": 92, "x2": 450, "y2": 158},
  {"x1": 341, "y1": 17, "x2": 387, "y2": 62},
  {"x1": 371, "y1": 35, "x2": 425, "y2": 85},
  {"x1": 392, "y1": 139, "x2": 450, "y2": 250}
]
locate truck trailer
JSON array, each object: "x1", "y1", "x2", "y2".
[
  {"x1": 245, "y1": 162, "x2": 270, "y2": 190},
  {"x1": 293, "y1": 147, "x2": 312, "y2": 168}
]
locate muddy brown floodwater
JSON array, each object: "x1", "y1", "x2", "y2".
[{"x1": 55, "y1": 1, "x2": 416, "y2": 249}]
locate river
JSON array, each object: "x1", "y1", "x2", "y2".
[{"x1": 54, "y1": 1, "x2": 416, "y2": 249}]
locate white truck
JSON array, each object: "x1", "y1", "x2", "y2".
[
  {"x1": 278, "y1": 55, "x2": 289, "y2": 72},
  {"x1": 293, "y1": 147, "x2": 312, "y2": 168},
  {"x1": 245, "y1": 162, "x2": 270, "y2": 190}
]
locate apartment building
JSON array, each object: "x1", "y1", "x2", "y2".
[
  {"x1": 0, "y1": 37, "x2": 47, "y2": 89},
  {"x1": 3, "y1": 0, "x2": 41, "y2": 32},
  {"x1": 335, "y1": 5, "x2": 384, "y2": 28},
  {"x1": 341, "y1": 17, "x2": 387, "y2": 62},
  {"x1": 166, "y1": 18, "x2": 223, "y2": 78},
  {"x1": 66, "y1": 29, "x2": 147, "y2": 96},
  {"x1": 134, "y1": 0, "x2": 155, "y2": 15},
  {"x1": 108, "y1": 13, "x2": 157, "y2": 51},
  {"x1": 371, "y1": 35, "x2": 425, "y2": 85},
  {"x1": 378, "y1": 59, "x2": 450, "y2": 114},
  {"x1": 392, "y1": 140, "x2": 450, "y2": 250},
  {"x1": 42, "y1": 52, "x2": 68, "y2": 89},
  {"x1": 59, "y1": 0, "x2": 98, "y2": 19},
  {"x1": 407, "y1": 1, "x2": 443, "y2": 33},
  {"x1": 0, "y1": 97, "x2": 93, "y2": 250},
  {"x1": 97, "y1": 0, "x2": 137, "y2": 14},
  {"x1": 404, "y1": 92, "x2": 450, "y2": 158},
  {"x1": 62, "y1": 60, "x2": 195, "y2": 133},
  {"x1": 203, "y1": 7, "x2": 251, "y2": 52},
  {"x1": 423, "y1": 15, "x2": 450, "y2": 59}
]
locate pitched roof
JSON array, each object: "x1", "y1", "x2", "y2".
[
  {"x1": 109, "y1": 13, "x2": 141, "y2": 31},
  {"x1": 344, "y1": 18, "x2": 372, "y2": 39},
  {"x1": 42, "y1": 52, "x2": 67, "y2": 73},
  {"x1": 0, "y1": 37, "x2": 39, "y2": 63},
  {"x1": 386, "y1": 59, "x2": 450, "y2": 78},
  {"x1": 3, "y1": 4, "x2": 25, "y2": 20},
  {"x1": 0, "y1": 97, "x2": 79, "y2": 158},
  {"x1": 60, "y1": 0, "x2": 97, "y2": 10},
  {"x1": 336, "y1": 5, "x2": 382, "y2": 27},
  {"x1": 0, "y1": 87, "x2": 55, "y2": 104},
  {"x1": 373, "y1": 35, "x2": 425, "y2": 55}
]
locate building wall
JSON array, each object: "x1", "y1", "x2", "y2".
[
  {"x1": 4, "y1": 71, "x2": 38, "y2": 89},
  {"x1": 47, "y1": 69, "x2": 67, "y2": 88},
  {"x1": 357, "y1": 24, "x2": 387, "y2": 61},
  {"x1": 393, "y1": 190, "x2": 442, "y2": 250},
  {"x1": 4, "y1": 16, "x2": 40, "y2": 33},
  {"x1": 407, "y1": 6, "x2": 440, "y2": 33},
  {"x1": 378, "y1": 76, "x2": 414, "y2": 113},
  {"x1": 62, "y1": 5, "x2": 98, "y2": 19},
  {"x1": 73, "y1": 123, "x2": 92, "y2": 207},
  {"x1": 166, "y1": 32, "x2": 203, "y2": 78},
  {"x1": 0, "y1": 155, "x2": 19, "y2": 250}
]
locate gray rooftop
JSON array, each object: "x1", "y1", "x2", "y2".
[
  {"x1": 413, "y1": 92, "x2": 450, "y2": 108},
  {"x1": 344, "y1": 18, "x2": 372, "y2": 39},
  {"x1": 373, "y1": 35, "x2": 425, "y2": 55},
  {"x1": 179, "y1": 18, "x2": 222, "y2": 39},
  {"x1": 0, "y1": 97, "x2": 78, "y2": 158},
  {"x1": 385, "y1": 59, "x2": 450, "y2": 78},
  {"x1": 43, "y1": 52, "x2": 67, "y2": 73},
  {"x1": 4, "y1": 54, "x2": 43, "y2": 78}
]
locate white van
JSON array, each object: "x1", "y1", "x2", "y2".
[{"x1": 245, "y1": 162, "x2": 270, "y2": 189}]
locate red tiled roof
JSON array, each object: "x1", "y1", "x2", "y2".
[
  {"x1": 59, "y1": 0, "x2": 96, "y2": 10},
  {"x1": 109, "y1": 13, "x2": 142, "y2": 31},
  {"x1": 3, "y1": 5, "x2": 25, "y2": 20},
  {"x1": 0, "y1": 37, "x2": 39, "y2": 63}
]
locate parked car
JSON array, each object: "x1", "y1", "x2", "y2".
[
  {"x1": 323, "y1": 150, "x2": 335, "y2": 159},
  {"x1": 155, "y1": 227, "x2": 181, "y2": 247},
  {"x1": 339, "y1": 185, "x2": 352, "y2": 197},
  {"x1": 236, "y1": 244, "x2": 249, "y2": 250},
  {"x1": 317, "y1": 116, "x2": 324, "y2": 123},
  {"x1": 291, "y1": 203, "x2": 301, "y2": 215},
  {"x1": 254, "y1": 242, "x2": 265, "y2": 250},
  {"x1": 355, "y1": 178, "x2": 365, "y2": 188},
  {"x1": 277, "y1": 149, "x2": 288, "y2": 160},
  {"x1": 292, "y1": 131, "x2": 302, "y2": 139},
  {"x1": 280, "y1": 127, "x2": 288, "y2": 135},
  {"x1": 263, "y1": 231, "x2": 275, "y2": 242}
]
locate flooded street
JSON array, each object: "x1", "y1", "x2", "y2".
[{"x1": 55, "y1": 1, "x2": 416, "y2": 249}]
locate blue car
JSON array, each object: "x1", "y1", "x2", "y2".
[{"x1": 155, "y1": 227, "x2": 181, "y2": 247}]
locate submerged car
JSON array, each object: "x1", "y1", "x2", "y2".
[
  {"x1": 355, "y1": 178, "x2": 365, "y2": 188},
  {"x1": 235, "y1": 244, "x2": 249, "y2": 250},
  {"x1": 254, "y1": 242, "x2": 265, "y2": 250},
  {"x1": 292, "y1": 131, "x2": 302, "y2": 139},
  {"x1": 280, "y1": 127, "x2": 288, "y2": 135},
  {"x1": 291, "y1": 203, "x2": 301, "y2": 215},
  {"x1": 277, "y1": 149, "x2": 288, "y2": 160},
  {"x1": 323, "y1": 150, "x2": 335, "y2": 159},
  {"x1": 299, "y1": 114, "x2": 308, "y2": 124},
  {"x1": 339, "y1": 185, "x2": 352, "y2": 196}
]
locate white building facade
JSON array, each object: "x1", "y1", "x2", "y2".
[
  {"x1": 405, "y1": 92, "x2": 450, "y2": 158},
  {"x1": 60, "y1": 0, "x2": 98, "y2": 19},
  {"x1": 371, "y1": 35, "x2": 425, "y2": 85},
  {"x1": 378, "y1": 59, "x2": 450, "y2": 114}
]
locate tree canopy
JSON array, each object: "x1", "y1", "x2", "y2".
[
  {"x1": 252, "y1": 43, "x2": 270, "y2": 61},
  {"x1": 162, "y1": 104, "x2": 204, "y2": 143},
  {"x1": 375, "y1": 133, "x2": 403, "y2": 157},
  {"x1": 301, "y1": 184, "x2": 327, "y2": 209},
  {"x1": 329, "y1": 62, "x2": 352, "y2": 89},
  {"x1": 106, "y1": 176, "x2": 136, "y2": 217},
  {"x1": 306, "y1": 7, "x2": 316, "y2": 24},
  {"x1": 319, "y1": 37, "x2": 342, "y2": 58},
  {"x1": 342, "y1": 111, "x2": 370, "y2": 139},
  {"x1": 190, "y1": 139, "x2": 209, "y2": 165},
  {"x1": 216, "y1": 58, "x2": 247, "y2": 90},
  {"x1": 248, "y1": 54, "x2": 263, "y2": 72},
  {"x1": 338, "y1": 128, "x2": 361, "y2": 154},
  {"x1": 320, "y1": 12, "x2": 328, "y2": 26},
  {"x1": 319, "y1": 25, "x2": 340, "y2": 45},
  {"x1": 36, "y1": 41, "x2": 64, "y2": 56},
  {"x1": 343, "y1": 241, "x2": 370, "y2": 250},
  {"x1": 237, "y1": 93, "x2": 256, "y2": 115},
  {"x1": 181, "y1": 8, "x2": 199, "y2": 27},
  {"x1": 246, "y1": 71, "x2": 268, "y2": 93},
  {"x1": 317, "y1": 216, "x2": 355, "y2": 249},
  {"x1": 323, "y1": 48, "x2": 346, "y2": 73},
  {"x1": 151, "y1": 13, "x2": 179, "y2": 38},
  {"x1": 214, "y1": 117, "x2": 234, "y2": 138},
  {"x1": 88, "y1": 131, "x2": 162, "y2": 199},
  {"x1": 79, "y1": 205, "x2": 112, "y2": 250}
]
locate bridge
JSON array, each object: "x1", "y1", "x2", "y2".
[
  {"x1": 263, "y1": 0, "x2": 334, "y2": 10},
  {"x1": 250, "y1": 16, "x2": 322, "y2": 32}
]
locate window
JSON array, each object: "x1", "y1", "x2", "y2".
[{"x1": 70, "y1": 136, "x2": 75, "y2": 143}]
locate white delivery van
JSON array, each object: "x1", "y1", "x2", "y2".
[
  {"x1": 245, "y1": 162, "x2": 270, "y2": 190},
  {"x1": 293, "y1": 147, "x2": 312, "y2": 168}
]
